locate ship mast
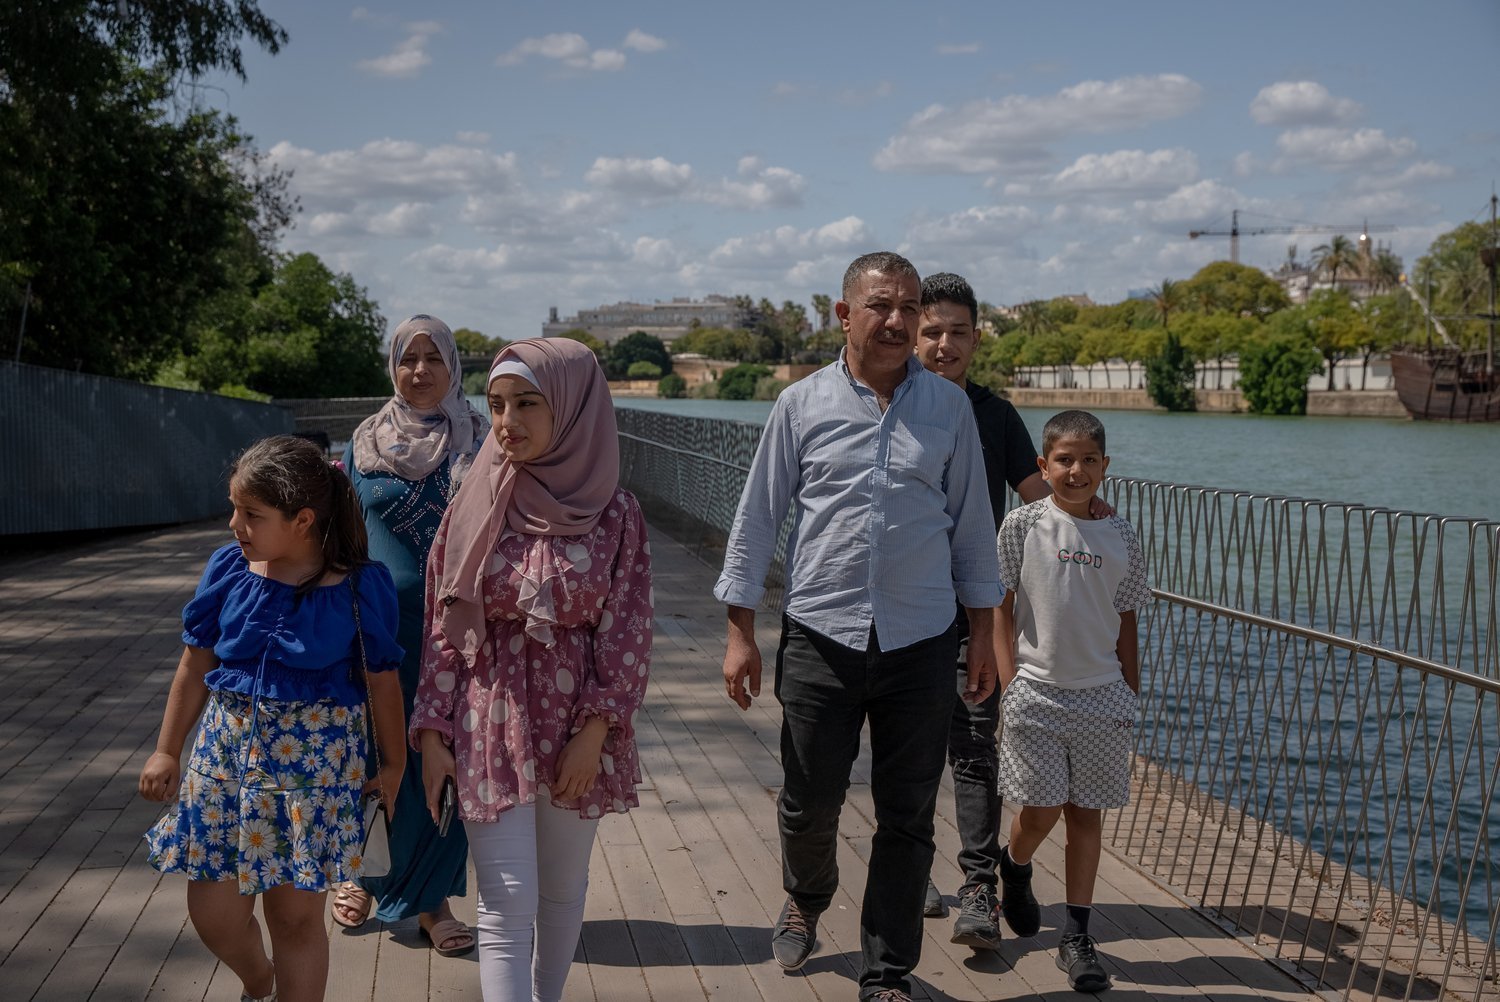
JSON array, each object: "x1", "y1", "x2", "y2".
[{"x1": 1486, "y1": 191, "x2": 1497, "y2": 378}]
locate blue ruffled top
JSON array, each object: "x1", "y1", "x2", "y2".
[{"x1": 183, "y1": 544, "x2": 404, "y2": 706}]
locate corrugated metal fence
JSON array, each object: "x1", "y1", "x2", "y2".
[{"x1": 0, "y1": 362, "x2": 294, "y2": 535}]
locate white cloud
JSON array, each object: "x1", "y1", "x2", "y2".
[
  {"x1": 1353, "y1": 160, "x2": 1455, "y2": 191},
  {"x1": 701, "y1": 157, "x2": 806, "y2": 209},
  {"x1": 904, "y1": 205, "x2": 1038, "y2": 247},
  {"x1": 585, "y1": 156, "x2": 695, "y2": 196},
  {"x1": 873, "y1": 74, "x2": 1203, "y2": 173},
  {"x1": 1135, "y1": 179, "x2": 1248, "y2": 227},
  {"x1": 936, "y1": 43, "x2": 980, "y2": 55},
  {"x1": 582, "y1": 154, "x2": 804, "y2": 209},
  {"x1": 456, "y1": 130, "x2": 491, "y2": 145},
  {"x1": 708, "y1": 216, "x2": 874, "y2": 269},
  {"x1": 498, "y1": 31, "x2": 659, "y2": 71},
  {"x1": 623, "y1": 29, "x2": 667, "y2": 52},
  {"x1": 460, "y1": 189, "x2": 617, "y2": 242},
  {"x1": 1274, "y1": 126, "x2": 1417, "y2": 169},
  {"x1": 270, "y1": 140, "x2": 521, "y2": 203},
  {"x1": 308, "y1": 202, "x2": 440, "y2": 239},
  {"x1": 1232, "y1": 152, "x2": 1258, "y2": 177},
  {"x1": 1046, "y1": 148, "x2": 1199, "y2": 194},
  {"x1": 358, "y1": 22, "x2": 442, "y2": 78},
  {"x1": 1250, "y1": 81, "x2": 1362, "y2": 126}
]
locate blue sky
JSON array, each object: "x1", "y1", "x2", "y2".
[{"x1": 204, "y1": 1, "x2": 1500, "y2": 342}]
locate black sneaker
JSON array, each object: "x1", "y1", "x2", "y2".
[
  {"x1": 771, "y1": 897, "x2": 818, "y2": 971},
  {"x1": 1056, "y1": 933, "x2": 1111, "y2": 992},
  {"x1": 950, "y1": 883, "x2": 1002, "y2": 951},
  {"x1": 922, "y1": 876, "x2": 945, "y2": 917},
  {"x1": 999, "y1": 854, "x2": 1041, "y2": 938}
]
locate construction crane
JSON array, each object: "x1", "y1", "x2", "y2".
[{"x1": 1188, "y1": 209, "x2": 1393, "y2": 264}]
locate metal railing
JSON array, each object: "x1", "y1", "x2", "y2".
[{"x1": 617, "y1": 408, "x2": 1499, "y2": 1001}]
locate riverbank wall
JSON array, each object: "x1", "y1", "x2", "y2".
[
  {"x1": 1, "y1": 361, "x2": 293, "y2": 535},
  {"x1": 1007, "y1": 386, "x2": 1406, "y2": 418}
]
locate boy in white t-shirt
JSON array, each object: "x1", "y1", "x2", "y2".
[{"x1": 993, "y1": 409, "x2": 1151, "y2": 993}]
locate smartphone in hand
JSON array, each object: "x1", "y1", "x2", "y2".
[{"x1": 437, "y1": 776, "x2": 457, "y2": 837}]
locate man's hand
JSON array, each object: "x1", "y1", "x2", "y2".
[
  {"x1": 1088, "y1": 495, "x2": 1115, "y2": 519},
  {"x1": 723, "y1": 606, "x2": 762, "y2": 710},
  {"x1": 961, "y1": 606, "x2": 997, "y2": 704}
]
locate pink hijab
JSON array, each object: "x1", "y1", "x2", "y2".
[{"x1": 434, "y1": 337, "x2": 619, "y2": 661}]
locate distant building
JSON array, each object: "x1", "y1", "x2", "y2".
[
  {"x1": 1270, "y1": 234, "x2": 1402, "y2": 305},
  {"x1": 542, "y1": 295, "x2": 755, "y2": 345}
]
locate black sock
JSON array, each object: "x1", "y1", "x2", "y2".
[
  {"x1": 1063, "y1": 904, "x2": 1091, "y2": 938},
  {"x1": 1000, "y1": 846, "x2": 1032, "y2": 880}
]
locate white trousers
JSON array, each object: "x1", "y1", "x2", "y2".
[{"x1": 467, "y1": 800, "x2": 601, "y2": 1002}]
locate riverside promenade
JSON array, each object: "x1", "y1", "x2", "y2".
[{"x1": 0, "y1": 519, "x2": 1321, "y2": 1001}]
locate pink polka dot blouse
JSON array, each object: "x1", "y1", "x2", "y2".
[{"x1": 411, "y1": 489, "x2": 652, "y2": 822}]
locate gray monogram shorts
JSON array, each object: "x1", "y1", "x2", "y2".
[{"x1": 997, "y1": 676, "x2": 1137, "y2": 809}]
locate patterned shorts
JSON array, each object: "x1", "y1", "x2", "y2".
[
  {"x1": 145, "y1": 691, "x2": 370, "y2": 894},
  {"x1": 997, "y1": 677, "x2": 1137, "y2": 810}
]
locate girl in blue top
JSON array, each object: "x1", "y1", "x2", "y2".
[{"x1": 138, "y1": 435, "x2": 407, "y2": 1002}]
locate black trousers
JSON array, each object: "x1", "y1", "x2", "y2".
[
  {"x1": 774, "y1": 616, "x2": 958, "y2": 998},
  {"x1": 946, "y1": 659, "x2": 1003, "y2": 890}
]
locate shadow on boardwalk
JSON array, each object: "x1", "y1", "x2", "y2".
[{"x1": 0, "y1": 520, "x2": 1315, "y2": 1001}]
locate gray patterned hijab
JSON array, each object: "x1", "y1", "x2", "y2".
[{"x1": 351, "y1": 314, "x2": 489, "y2": 485}]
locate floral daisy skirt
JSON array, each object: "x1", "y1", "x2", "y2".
[{"x1": 145, "y1": 690, "x2": 371, "y2": 894}]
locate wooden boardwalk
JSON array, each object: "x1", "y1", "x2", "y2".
[{"x1": 0, "y1": 520, "x2": 1315, "y2": 1001}]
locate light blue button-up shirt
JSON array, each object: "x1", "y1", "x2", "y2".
[{"x1": 713, "y1": 351, "x2": 1002, "y2": 651}]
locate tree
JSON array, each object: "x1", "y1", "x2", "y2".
[
  {"x1": 604, "y1": 331, "x2": 672, "y2": 379},
  {"x1": 1304, "y1": 290, "x2": 1366, "y2": 390},
  {"x1": 1, "y1": 1, "x2": 290, "y2": 378},
  {"x1": 1412, "y1": 220, "x2": 1497, "y2": 351},
  {"x1": 184, "y1": 252, "x2": 387, "y2": 398},
  {"x1": 1312, "y1": 234, "x2": 1358, "y2": 292},
  {"x1": 1076, "y1": 327, "x2": 1124, "y2": 388},
  {"x1": 657, "y1": 372, "x2": 687, "y2": 398},
  {"x1": 453, "y1": 327, "x2": 506, "y2": 356},
  {"x1": 1356, "y1": 293, "x2": 1413, "y2": 389},
  {"x1": 717, "y1": 363, "x2": 772, "y2": 400},
  {"x1": 1367, "y1": 249, "x2": 1403, "y2": 294},
  {"x1": 1178, "y1": 260, "x2": 1290, "y2": 317},
  {"x1": 626, "y1": 360, "x2": 662, "y2": 379},
  {"x1": 1148, "y1": 278, "x2": 1185, "y2": 332},
  {"x1": 811, "y1": 293, "x2": 833, "y2": 332},
  {"x1": 555, "y1": 328, "x2": 605, "y2": 356},
  {"x1": 1144, "y1": 333, "x2": 1197, "y2": 411},
  {"x1": 1240, "y1": 332, "x2": 1322, "y2": 414}
]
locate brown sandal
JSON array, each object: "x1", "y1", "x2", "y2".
[
  {"x1": 420, "y1": 916, "x2": 476, "y2": 957},
  {"x1": 331, "y1": 882, "x2": 373, "y2": 929}
]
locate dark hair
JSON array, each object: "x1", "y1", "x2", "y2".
[
  {"x1": 230, "y1": 434, "x2": 369, "y2": 596},
  {"x1": 841, "y1": 251, "x2": 920, "y2": 299},
  {"x1": 1041, "y1": 409, "x2": 1107, "y2": 457},
  {"x1": 920, "y1": 272, "x2": 979, "y2": 327}
]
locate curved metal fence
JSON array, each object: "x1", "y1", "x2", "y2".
[{"x1": 617, "y1": 406, "x2": 1500, "y2": 1002}]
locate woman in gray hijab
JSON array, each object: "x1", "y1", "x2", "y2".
[{"x1": 334, "y1": 314, "x2": 488, "y2": 956}]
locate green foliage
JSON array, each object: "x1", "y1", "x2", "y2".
[
  {"x1": 669, "y1": 327, "x2": 776, "y2": 362},
  {"x1": 184, "y1": 253, "x2": 387, "y2": 398},
  {"x1": 462, "y1": 369, "x2": 491, "y2": 395},
  {"x1": 657, "y1": 372, "x2": 688, "y2": 398},
  {"x1": 753, "y1": 377, "x2": 790, "y2": 401},
  {"x1": 0, "y1": 2, "x2": 291, "y2": 379},
  {"x1": 555, "y1": 328, "x2": 605, "y2": 356},
  {"x1": 690, "y1": 378, "x2": 719, "y2": 399},
  {"x1": 1239, "y1": 333, "x2": 1322, "y2": 414},
  {"x1": 1412, "y1": 220, "x2": 1498, "y2": 350},
  {"x1": 1144, "y1": 333, "x2": 1197, "y2": 411},
  {"x1": 604, "y1": 331, "x2": 672, "y2": 379},
  {"x1": 453, "y1": 327, "x2": 506, "y2": 357},
  {"x1": 1179, "y1": 261, "x2": 1289, "y2": 317},
  {"x1": 1312, "y1": 234, "x2": 1359, "y2": 290},
  {"x1": 626, "y1": 360, "x2": 663, "y2": 379},
  {"x1": 717, "y1": 363, "x2": 772, "y2": 400}
]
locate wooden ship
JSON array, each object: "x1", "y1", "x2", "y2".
[{"x1": 1389, "y1": 193, "x2": 1499, "y2": 422}]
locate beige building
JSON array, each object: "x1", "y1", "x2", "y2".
[{"x1": 543, "y1": 295, "x2": 755, "y2": 345}]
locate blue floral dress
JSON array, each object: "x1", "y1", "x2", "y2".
[{"x1": 145, "y1": 545, "x2": 403, "y2": 894}]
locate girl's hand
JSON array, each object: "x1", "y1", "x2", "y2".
[
  {"x1": 139, "y1": 751, "x2": 181, "y2": 802},
  {"x1": 420, "y1": 730, "x2": 458, "y2": 824},
  {"x1": 553, "y1": 718, "x2": 609, "y2": 801},
  {"x1": 364, "y1": 760, "x2": 404, "y2": 818}
]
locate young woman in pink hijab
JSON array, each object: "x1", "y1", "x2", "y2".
[{"x1": 410, "y1": 338, "x2": 652, "y2": 1002}]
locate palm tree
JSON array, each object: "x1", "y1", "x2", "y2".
[
  {"x1": 1148, "y1": 278, "x2": 1184, "y2": 332},
  {"x1": 811, "y1": 293, "x2": 832, "y2": 332},
  {"x1": 1312, "y1": 234, "x2": 1357, "y2": 291},
  {"x1": 1368, "y1": 249, "x2": 1402, "y2": 294}
]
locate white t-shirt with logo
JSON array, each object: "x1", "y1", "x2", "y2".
[{"x1": 997, "y1": 497, "x2": 1151, "y2": 689}]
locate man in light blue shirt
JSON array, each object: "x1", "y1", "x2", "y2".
[{"x1": 715, "y1": 251, "x2": 1002, "y2": 1002}]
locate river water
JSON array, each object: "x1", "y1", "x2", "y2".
[{"x1": 610, "y1": 396, "x2": 1500, "y2": 522}]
